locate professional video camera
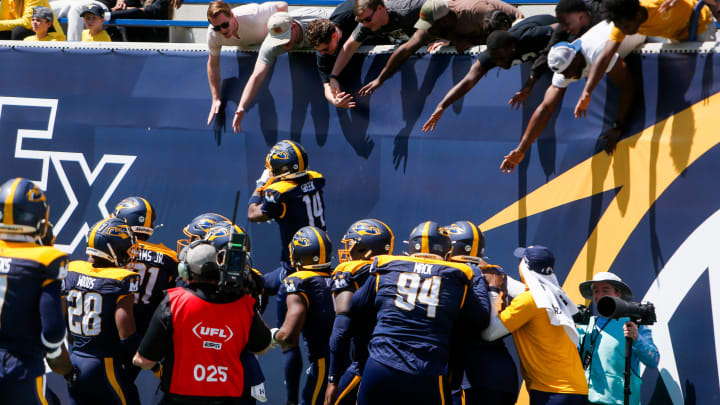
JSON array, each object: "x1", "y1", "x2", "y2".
[
  {"x1": 597, "y1": 296, "x2": 657, "y2": 325},
  {"x1": 218, "y1": 230, "x2": 249, "y2": 295},
  {"x1": 573, "y1": 304, "x2": 593, "y2": 325},
  {"x1": 217, "y1": 192, "x2": 251, "y2": 295}
]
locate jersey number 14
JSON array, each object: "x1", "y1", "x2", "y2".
[{"x1": 302, "y1": 192, "x2": 326, "y2": 228}]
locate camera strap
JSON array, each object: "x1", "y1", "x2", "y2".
[{"x1": 580, "y1": 317, "x2": 610, "y2": 371}]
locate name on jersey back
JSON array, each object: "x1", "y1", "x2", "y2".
[{"x1": 132, "y1": 247, "x2": 165, "y2": 265}]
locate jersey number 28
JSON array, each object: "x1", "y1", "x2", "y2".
[{"x1": 67, "y1": 290, "x2": 103, "y2": 336}]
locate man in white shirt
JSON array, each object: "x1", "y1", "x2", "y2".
[
  {"x1": 206, "y1": 0, "x2": 288, "y2": 126},
  {"x1": 232, "y1": 7, "x2": 331, "y2": 133},
  {"x1": 500, "y1": 21, "x2": 645, "y2": 173}
]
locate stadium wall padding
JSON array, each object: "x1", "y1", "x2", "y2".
[{"x1": 1, "y1": 43, "x2": 719, "y2": 404}]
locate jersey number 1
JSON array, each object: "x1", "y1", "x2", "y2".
[{"x1": 395, "y1": 273, "x2": 441, "y2": 318}]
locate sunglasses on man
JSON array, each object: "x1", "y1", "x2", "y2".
[
  {"x1": 212, "y1": 21, "x2": 230, "y2": 31},
  {"x1": 356, "y1": 7, "x2": 377, "y2": 23}
]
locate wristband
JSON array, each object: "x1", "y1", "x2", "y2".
[
  {"x1": 248, "y1": 195, "x2": 262, "y2": 205},
  {"x1": 329, "y1": 74, "x2": 339, "y2": 81},
  {"x1": 612, "y1": 120, "x2": 622, "y2": 130},
  {"x1": 488, "y1": 286, "x2": 502, "y2": 293},
  {"x1": 46, "y1": 346, "x2": 62, "y2": 359}
]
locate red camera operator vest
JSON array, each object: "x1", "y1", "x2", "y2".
[{"x1": 167, "y1": 287, "x2": 255, "y2": 398}]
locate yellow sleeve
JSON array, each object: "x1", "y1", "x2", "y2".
[
  {"x1": 609, "y1": 25, "x2": 626, "y2": 43},
  {"x1": 0, "y1": 0, "x2": 36, "y2": 31},
  {"x1": 499, "y1": 291, "x2": 537, "y2": 333},
  {"x1": 23, "y1": 35, "x2": 37, "y2": 41}
]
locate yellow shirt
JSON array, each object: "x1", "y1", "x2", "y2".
[
  {"x1": 500, "y1": 291, "x2": 589, "y2": 394},
  {"x1": 610, "y1": 0, "x2": 713, "y2": 42},
  {"x1": 82, "y1": 29, "x2": 111, "y2": 42},
  {"x1": 0, "y1": 0, "x2": 65, "y2": 40},
  {"x1": 23, "y1": 31, "x2": 64, "y2": 41}
]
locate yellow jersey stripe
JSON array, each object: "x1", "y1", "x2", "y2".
[
  {"x1": 439, "y1": 376, "x2": 445, "y2": 405},
  {"x1": 36, "y1": 375, "x2": 48, "y2": 405},
  {"x1": 88, "y1": 221, "x2": 101, "y2": 249},
  {"x1": 289, "y1": 142, "x2": 305, "y2": 172},
  {"x1": 421, "y1": 222, "x2": 431, "y2": 254},
  {"x1": 105, "y1": 357, "x2": 128, "y2": 405},
  {"x1": 335, "y1": 375, "x2": 361, "y2": 404},
  {"x1": 311, "y1": 357, "x2": 326, "y2": 405},
  {"x1": 141, "y1": 197, "x2": 152, "y2": 228},
  {"x1": 310, "y1": 227, "x2": 326, "y2": 264},
  {"x1": 376, "y1": 218, "x2": 394, "y2": 254},
  {"x1": 3, "y1": 178, "x2": 21, "y2": 225},
  {"x1": 469, "y1": 222, "x2": 479, "y2": 257}
]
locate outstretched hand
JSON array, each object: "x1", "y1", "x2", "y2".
[
  {"x1": 232, "y1": 110, "x2": 245, "y2": 133},
  {"x1": 508, "y1": 87, "x2": 531, "y2": 110},
  {"x1": 574, "y1": 92, "x2": 591, "y2": 118},
  {"x1": 500, "y1": 148, "x2": 525, "y2": 173},
  {"x1": 359, "y1": 79, "x2": 382, "y2": 97},
  {"x1": 207, "y1": 99, "x2": 222, "y2": 126},
  {"x1": 422, "y1": 108, "x2": 444, "y2": 132},
  {"x1": 332, "y1": 92, "x2": 356, "y2": 109}
]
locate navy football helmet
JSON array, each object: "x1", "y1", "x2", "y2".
[
  {"x1": 265, "y1": 140, "x2": 308, "y2": 179},
  {"x1": 177, "y1": 213, "x2": 230, "y2": 254},
  {"x1": 338, "y1": 219, "x2": 394, "y2": 263},
  {"x1": 445, "y1": 221, "x2": 486, "y2": 263},
  {"x1": 86, "y1": 217, "x2": 135, "y2": 267},
  {"x1": 289, "y1": 226, "x2": 332, "y2": 270},
  {"x1": 407, "y1": 221, "x2": 451, "y2": 258},
  {"x1": 203, "y1": 221, "x2": 251, "y2": 252},
  {"x1": 0, "y1": 177, "x2": 49, "y2": 237},
  {"x1": 112, "y1": 196, "x2": 156, "y2": 239}
]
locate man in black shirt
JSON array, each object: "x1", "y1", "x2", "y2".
[
  {"x1": 422, "y1": 14, "x2": 557, "y2": 132},
  {"x1": 306, "y1": 0, "x2": 360, "y2": 109},
  {"x1": 509, "y1": 0, "x2": 603, "y2": 109},
  {"x1": 133, "y1": 241, "x2": 271, "y2": 405},
  {"x1": 326, "y1": 0, "x2": 425, "y2": 99}
]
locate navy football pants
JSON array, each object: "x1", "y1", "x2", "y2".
[
  {"x1": 357, "y1": 358, "x2": 447, "y2": 405},
  {"x1": 68, "y1": 353, "x2": 140, "y2": 405}
]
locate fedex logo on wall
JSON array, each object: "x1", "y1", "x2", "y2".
[{"x1": 0, "y1": 96, "x2": 136, "y2": 255}]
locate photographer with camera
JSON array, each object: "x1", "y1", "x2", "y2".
[
  {"x1": 577, "y1": 272, "x2": 659, "y2": 405},
  {"x1": 132, "y1": 239, "x2": 272, "y2": 404}
]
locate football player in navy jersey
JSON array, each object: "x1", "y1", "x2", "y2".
[
  {"x1": 325, "y1": 218, "x2": 394, "y2": 405},
  {"x1": 203, "y1": 221, "x2": 268, "y2": 404},
  {"x1": 349, "y1": 221, "x2": 491, "y2": 405},
  {"x1": 112, "y1": 197, "x2": 179, "y2": 345},
  {"x1": 0, "y1": 177, "x2": 73, "y2": 404},
  {"x1": 444, "y1": 221, "x2": 519, "y2": 405},
  {"x1": 63, "y1": 218, "x2": 141, "y2": 405},
  {"x1": 271, "y1": 226, "x2": 335, "y2": 405},
  {"x1": 248, "y1": 140, "x2": 326, "y2": 405}
]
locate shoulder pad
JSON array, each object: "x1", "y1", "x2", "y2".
[
  {"x1": 332, "y1": 260, "x2": 371, "y2": 276},
  {"x1": 306, "y1": 170, "x2": 324, "y2": 179},
  {"x1": 265, "y1": 180, "x2": 297, "y2": 195}
]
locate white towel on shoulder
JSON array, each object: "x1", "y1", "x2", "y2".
[{"x1": 520, "y1": 260, "x2": 580, "y2": 346}]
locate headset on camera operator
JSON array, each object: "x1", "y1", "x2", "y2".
[
  {"x1": 132, "y1": 239, "x2": 271, "y2": 405},
  {"x1": 577, "y1": 272, "x2": 659, "y2": 405}
]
